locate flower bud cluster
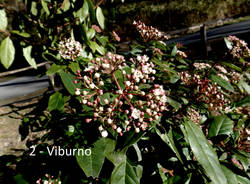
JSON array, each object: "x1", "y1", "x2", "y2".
[
  {"x1": 133, "y1": 20, "x2": 168, "y2": 42},
  {"x1": 180, "y1": 72, "x2": 230, "y2": 113},
  {"x1": 176, "y1": 50, "x2": 187, "y2": 58},
  {"x1": 226, "y1": 36, "x2": 250, "y2": 59},
  {"x1": 74, "y1": 53, "x2": 168, "y2": 137},
  {"x1": 58, "y1": 38, "x2": 83, "y2": 61},
  {"x1": 36, "y1": 174, "x2": 61, "y2": 184},
  {"x1": 187, "y1": 108, "x2": 200, "y2": 125},
  {"x1": 193, "y1": 63, "x2": 211, "y2": 70}
]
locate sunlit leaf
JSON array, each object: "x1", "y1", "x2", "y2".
[
  {"x1": 96, "y1": 7, "x2": 105, "y2": 29},
  {"x1": 0, "y1": 37, "x2": 15, "y2": 69},
  {"x1": 23, "y1": 46, "x2": 37, "y2": 69},
  {"x1": 0, "y1": 9, "x2": 8, "y2": 30}
]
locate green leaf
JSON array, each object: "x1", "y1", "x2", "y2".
[
  {"x1": 96, "y1": 7, "x2": 105, "y2": 29},
  {"x1": 157, "y1": 163, "x2": 168, "y2": 183},
  {"x1": 60, "y1": 71, "x2": 80, "y2": 95},
  {"x1": 76, "y1": 0, "x2": 89, "y2": 22},
  {"x1": 208, "y1": 115, "x2": 234, "y2": 138},
  {"x1": 236, "y1": 96, "x2": 250, "y2": 107},
  {"x1": 76, "y1": 138, "x2": 115, "y2": 178},
  {"x1": 107, "y1": 152, "x2": 141, "y2": 184},
  {"x1": 86, "y1": 0, "x2": 95, "y2": 21},
  {"x1": 221, "y1": 62, "x2": 242, "y2": 72},
  {"x1": 236, "y1": 175, "x2": 250, "y2": 184},
  {"x1": 13, "y1": 174, "x2": 29, "y2": 184},
  {"x1": 211, "y1": 74, "x2": 235, "y2": 93},
  {"x1": 166, "y1": 97, "x2": 181, "y2": 110},
  {"x1": 87, "y1": 28, "x2": 96, "y2": 40},
  {"x1": 62, "y1": 0, "x2": 70, "y2": 12},
  {"x1": 239, "y1": 80, "x2": 250, "y2": 94},
  {"x1": 11, "y1": 30, "x2": 30, "y2": 38},
  {"x1": 156, "y1": 128, "x2": 183, "y2": 164},
  {"x1": 0, "y1": 9, "x2": 8, "y2": 30},
  {"x1": 0, "y1": 37, "x2": 15, "y2": 69},
  {"x1": 221, "y1": 165, "x2": 238, "y2": 184},
  {"x1": 232, "y1": 151, "x2": 250, "y2": 172},
  {"x1": 41, "y1": 0, "x2": 50, "y2": 15},
  {"x1": 31, "y1": 2, "x2": 38, "y2": 16},
  {"x1": 89, "y1": 41, "x2": 106, "y2": 55},
  {"x1": 48, "y1": 92, "x2": 64, "y2": 112},
  {"x1": 224, "y1": 37, "x2": 232, "y2": 50},
  {"x1": 138, "y1": 84, "x2": 151, "y2": 90},
  {"x1": 69, "y1": 62, "x2": 80, "y2": 74},
  {"x1": 183, "y1": 120, "x2": 227, "y2": 184},
  {"x1": 171, "y1": 45, "x2": 177, "y2": 56},
  {"x1": 23, "y1": 46, "x2": 37, "y2": 69},
  {"x1": 46, "y1": 64, "x2": 66, "y2": 76}
]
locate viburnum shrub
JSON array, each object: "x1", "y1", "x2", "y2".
[{"x1": 73, "y1": 52, "x2": 168, "y2": 137}]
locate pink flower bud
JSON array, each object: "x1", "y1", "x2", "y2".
[
  {"x1": 97, "y1": 97, "x2": 101, "y2": 103},
  {"x1": 74, "y1": 80, "x2": 78, "y2": 84},
  {"x1": 85, "y1": 118, "x2": 92, "y2": 123},
  {"x1": 125, "y1": 110, "x2": 129, "y2": 114}
]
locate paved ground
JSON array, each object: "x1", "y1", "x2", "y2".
[{"x1": 0, "y1": 99, "x2": 38, "y2": 156}]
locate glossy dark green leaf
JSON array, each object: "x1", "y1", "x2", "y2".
[
  {"x1": 69, "y1": 62, "x2": 80, "y2": 74},
  {"x1": 236, "y1": 175, "x2": 249, "y2": 184},
  {"x1": 211, "y1": 74, "x2": 235, "y2": 93},
  {"x1": 166, "y1": 97, "x2": 181, "y2": 110},
  {"x1": 86, "y1": 0, "x2": 95, "y2": 21},
  {"x1": 23, "y1": 46, "x2": 37, "y2": 69},
  {"x1": 0, "y1": 9, "x2": 8, "y2": 30},
  {"x1": 238, "y1": 80, "x2": 250, "y2": 94},
  {"x1": 96, "y1": 7, "x2": 105, "y2": 29},
  {"x1": 46, "y1": 64, "x2": 66, "y2": 76},
  {"x1": 208, "y1": 115, "x2": 234, "y2": 137},
  {"x1": 48, "y1": 92, "x2": 64, "y2": 112},
  {"x1": 76, "y1": 138, "x2": 115, "y2": 178},
  {"x1": 60, "y1": 71, "x2": 80, "y2": 95},
  {"x1": 183, "y1": 120, "x2": 227, "y2": 184},
  {"x1": 156, "y1": 128, "x2": 183, "y2": 164},
  {"x1": 107, "y1": 152, "x2": 141, "y2": 184},
  {"x1": 236, "y1": 96, "x2": 250, "y2": 107},
  {"x1": 221, "y1": 165, "x2": 238, "y2": 184},
  {"x1": 0, "y1": 37, "x2": 15, "y2": 69}
]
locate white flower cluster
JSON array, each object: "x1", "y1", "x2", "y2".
[
  {"x1": 227, "y1": 36, "x2": 250, "y2": 59},
  {"x1": 74, "y1": 53, "x2": 168, "y2": 137},
  {"x1": 58, "y1": 38, "x2": 83, "y2": 61},
  {"x1": 131, "y1": 55, "x2": 156, "y2": 83},
  {"x1": 187, "y1": 108, "x2": 200, "y2": 125},
  {"x1": 176, "y1": 50, "x2": 187, "y2": 58},
  {"x1": 36, "y1": 174, "x2": 61, "y2": 184},
  {"x1": 193, "y1": 63, "x2": 211, "y2": 70},
  {"x1": 133, "y1": 20, "x2": 168, "y2": 41}
]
